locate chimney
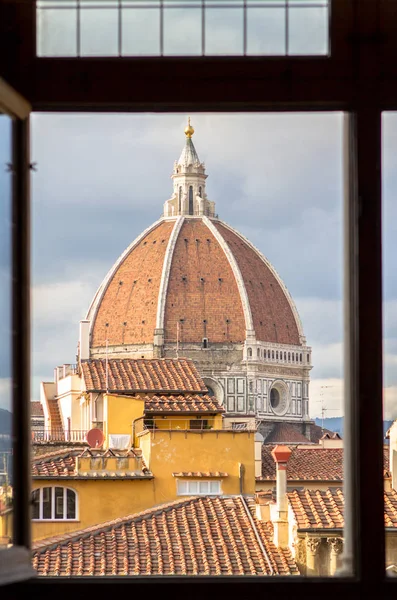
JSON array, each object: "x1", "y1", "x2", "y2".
[
  {"x1": 255, "y1": 432, "x2": 264, "y2": 478},
  {"x1": 79, "y1": 320, "x2": 90, "y2": 361},
  {"x1": 254, "y1": 492, "x2": 271, "y2": 522},
  {"x1": 271, "y1": 444, "x2": 292, "y2": 549}
]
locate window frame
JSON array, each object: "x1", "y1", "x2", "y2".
[
  {"x1": 1, "y1": 0, "x2": 394, "y2": 595},
  {"x1": 177, "y1": 479, "x2": 222, "y2": 496},
  {"x1": 31, "y1": 486, "x2": 78, "y2": 522}
]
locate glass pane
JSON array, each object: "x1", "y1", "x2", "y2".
[
  {"x1": 0, "y1": 114, "x2": 12, "y2": 548},
  {"x1": 247, "y1": 7, "x2": 286, "y2": 55},
  {"x1": 30, "y1": 113, "x2": 343, "y2": 577},
  {"x1": 122, "y1": 8, "x2": 160, "y2": 56},
  {"x1": 382, "y1": 113, "x2": 397, "y2": 574},
  {"x1": 31, "y1": 490, "x2": 40, "y2": 520},
  {"x1": 209, "y1": 481, "x2": 220, "y2": 494},
  {"x1": 55, "y1": 487, "x2": 64, "y2": 519},
  {"x1": 80, "y1": 7, "x2": 119, "y2": 56},
  {"x1": 36, "y1": 8, "x2": 77, "y2": 56},
  {"x1": 67, "y1": 489, "x2": 76, "y2": 519},
  {"x1": 178, "y1": 480, "x2": 188, "y2": 495},
  {"x1": 42, "y1": 487, "x2": 52, "y2": 519},
  {"x1": 188, "y1": 481, "x2": 198, "y2": 494},
  {"x1": 288, "y1": 7, "x2": 328, "y2": 55},
  {"x1": 163, "y1": 8, "x2": 202, "y2": 56},
  {"x1": 205, "y1": 8, "x2": 243, "y2": 55},
  {"x1": 199, "y1": 481, "x2": 209, "y2": 494}
]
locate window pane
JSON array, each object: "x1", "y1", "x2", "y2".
[
  {"x1": 178, "y1": 480, "x2": 188, "y2": 495},
  {"x1": 288, "y1": 7, "x2": 328, "y2": 55},
  {"x1": 36, "y1": 7, "x2": 77, "y2": 56},
  {"x1": 247, "y1": 7, "x2": 285, "y2": 55},
  {"x1": 55, "y1": 487, "x2": 64, "y2": 519},
  {"x1": 122, "y1": 8, "x2": 160, "y2": 56},
  {"x1": 80, "y1": 6, "x2": 119, "y2": 56},
  {"x1": 163, "y1": 9, "x2": 201, "y2": 56},
  {"x1": 199, "y1": 481, "x2": 209, "y2": 494},
  {"x1": 205, "y1": 8, "x2": 243, "y2": 55},
  {"x1": 209, "y1": 481, "x2": 220, "y2": 494},
  {"x1": 0, "y1": 114, "x2": 12, "y2": 534},
  {"x1": 42, "y1": 487, "x2": 52, "y2": 519},
  {"x1": 188, "y1": 481, "x2": 198, "y2": 494},
  {"x1": 31, "y1": 490, "x2": 40, "y2": 520}
]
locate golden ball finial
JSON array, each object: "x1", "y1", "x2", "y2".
[{"x1": 184, "y1": 117, "x2": 194, "y2": 138}]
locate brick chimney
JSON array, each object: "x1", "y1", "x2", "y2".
[{"x1": 271, "y1": 444, "x2": 292, "y2": 549}]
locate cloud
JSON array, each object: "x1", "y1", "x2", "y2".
[{"x1": 309, "y1": 378, "x2": 344, "y2": 418}]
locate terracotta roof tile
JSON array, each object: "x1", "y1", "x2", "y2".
[
  {"x1": 82, "y1": 358, "x2": 207, "y2": 393},
  {"x1": 31, "y1": 401, "x2": 44, "y2": 418},
  {"x1": 143, "y1": 393, "x2": 223, "y2": 413},
  {"x1": 288, "y1": 488, "x2": 397, "y2": 530},
  {"x1": 172, "y1": 472, "x2": 228, "y2": 477},
  {"x1": 32, "y1": 448, "x2": 151, "y2": 479},
  {"x1": 259, "y1": 446, "x2": 344, "y2": 481},
  {"x1": 32, "y1": 496, "x2": 299, "y2": 576}
]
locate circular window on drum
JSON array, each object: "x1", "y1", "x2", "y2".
[{"x1": 269, "y1": 380, "x2": 290, "y2": 416}]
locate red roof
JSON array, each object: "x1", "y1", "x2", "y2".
[
  {"x1": 143, "y1": 393, "x2": 223, "y2": 413},
  {"x1": 31, "y1": 401, "x2": 44, "y2": 418},
  {"x1": 259, "y1": 446, "x2": 343, "y2": 481},
  {"x1": 82, "y1": 358, "x2": 207, "y2": 394},
  {"x1": 32, "y1": 496, "x2": 299, "y2": 576},
  {"x1": 288, "y1": 488, "x2": 397, "y2": 530}
]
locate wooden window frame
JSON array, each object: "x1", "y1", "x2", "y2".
[{"x1": 1, "y1": 0, "x2": 396, "y2": 595}]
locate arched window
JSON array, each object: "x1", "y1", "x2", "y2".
[
  {"x1": 268, "y1": 350, "x2": 270, "y2": 359},
  {"x1": 296, "y1": 353, "x2": 298, "y2": 362},
  {"x1": 257, "y1": 348, "x2": 260, "y2": 358},
  {"x1": 288, "y1": 352, "x2": 291, "y2": 361},
  {"x1": 178, "y1": 186, "x2": 182, "y2": 212},
  {"x1": 300, "y1": 353, "x2": 303, "y2": 363},
  {"x1": 272, "y1": 351, "x2": 274, "y2": 359},
  {"x1": 32, "y1": 487, "x2": 77, "y2": 520},
  {"x1": 203, "y1": 337, "x2": 209, "y2": 349},
  {"x1": 307, "y1": 353, "x2": 310, "y2": 363},
  {"x1": 276, "y1": 351, "x2": 279, "y2": 359},
  {"x1": 189, "y1": 185, "x2": 194, "y2": 215},
  {"x1": 199, "y1": 186, "x2": 202, "y2": 197},
  {"x1": 284, "y1": 352, "x2": 287, "y2": 360},
  {"x1": 248, "y1": 347, "x2": 252, "y2": 358},
  {"x1": 292, "y1": 353, "x2": 295, "y2": 362}
]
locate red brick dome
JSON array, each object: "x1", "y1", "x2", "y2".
[{"x1": 87, "y1": 216, "x2": 304, "y2": 350}]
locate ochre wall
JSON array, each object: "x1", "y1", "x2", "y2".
[
  {"x1": 105, "y1": 394, "x2": 145, "y2": 446},
  {"x1": 31, "y1": 478, "x2": 155, "y2": 541}
]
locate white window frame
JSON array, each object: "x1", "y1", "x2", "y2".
[
  {"x1": 32, "y1": 486, "x2": 78, "y2": 521},
  {"x1": 177, "y1": 479, "x2": 222, "y2": 496}
]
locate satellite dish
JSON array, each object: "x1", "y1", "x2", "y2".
[{"x1": 86, "y1": 428, "x2": 104, "y2": 448}]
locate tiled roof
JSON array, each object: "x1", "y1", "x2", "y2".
[
  {"x1": 144, "y1": 393, "x2": 223, "y2": 413},
  {"x1": 288, "y1": 488, "x2": 397, "y2": 530},
  {"x1": 32, "y1": 496, "x2": 299, "y2": 576},
  {"x1": 263, "y1": 423, "x2": 312, "y2": 445},
  {"x1": 259, "y1": 446, "x2": 344, "y2": 481},
  {"x1": 309, "y1": 424, "x2": 338, "y2": 444},
  {"x1": 31, "y1": 401, "x2": 44, "y2": 418},
  {"x1": 32, "y1": 448, "x2": 151, "y2": 479},
  {"x1": 32, "y1": 449, "x2": 80, "y2": 477},
  {"x1": 172, "y1": 472, "x2": 228, "y2": 477},
  {"x1": 82, "y1": 358, "x2": 207, "y2": 393}
]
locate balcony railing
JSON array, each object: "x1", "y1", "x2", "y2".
[{"x1": 31, "y1": 428, "x2": 88, "y2": 443}]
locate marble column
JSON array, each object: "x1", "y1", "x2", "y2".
[{"x1": 306, "y1": 537, "x2": 321, "y2": 576}]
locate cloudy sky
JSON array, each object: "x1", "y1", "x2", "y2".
[{"x1": 1, "y1": 111, "x2": 397, "y2": 419}]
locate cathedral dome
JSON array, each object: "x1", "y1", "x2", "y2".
[{"x1": 86, "y1": 121, "x2": 306, "y2": 359}]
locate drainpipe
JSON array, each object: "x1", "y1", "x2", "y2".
[
  {"x1": 238, "y1": 463, "x2": 245, "y2": 495},
  {"x1": 271, "y1": 444, "x2": 292, "y2": 549}
]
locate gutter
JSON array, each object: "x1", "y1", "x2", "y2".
[{"x1": 239, "y1": 495, "x2": 275, "y2": 576}]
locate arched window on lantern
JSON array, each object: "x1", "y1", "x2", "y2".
[
  {"x1": 178, "y1": 186, "x2": 182, "y2": 212},
  {"x1": 248, "y1": 347, "x2": 252, "y2": 358},
  {"x1": 189, "y1": 186, "x2": 194, "y2": 215}
]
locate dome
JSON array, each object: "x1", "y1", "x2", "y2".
[
  {"x1": 87, "y1": 215, "x2": 304, "y2": 351},
  {"x1": 86, "y1": 119, "x2": 307, "y2": 370}
]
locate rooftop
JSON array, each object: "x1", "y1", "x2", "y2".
[
  {"x1": 82, "y1": 358, "x2": 207, "y2": 394},
  {"x1": 288, "y1": 488, "x2": 397, "y2": 530},
  {"x1": 32, "y1": 496, "x2": 298, "y2": 576},
  {"x1": 259, "y1": 446, "x2": 344, "y2": 482}
]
